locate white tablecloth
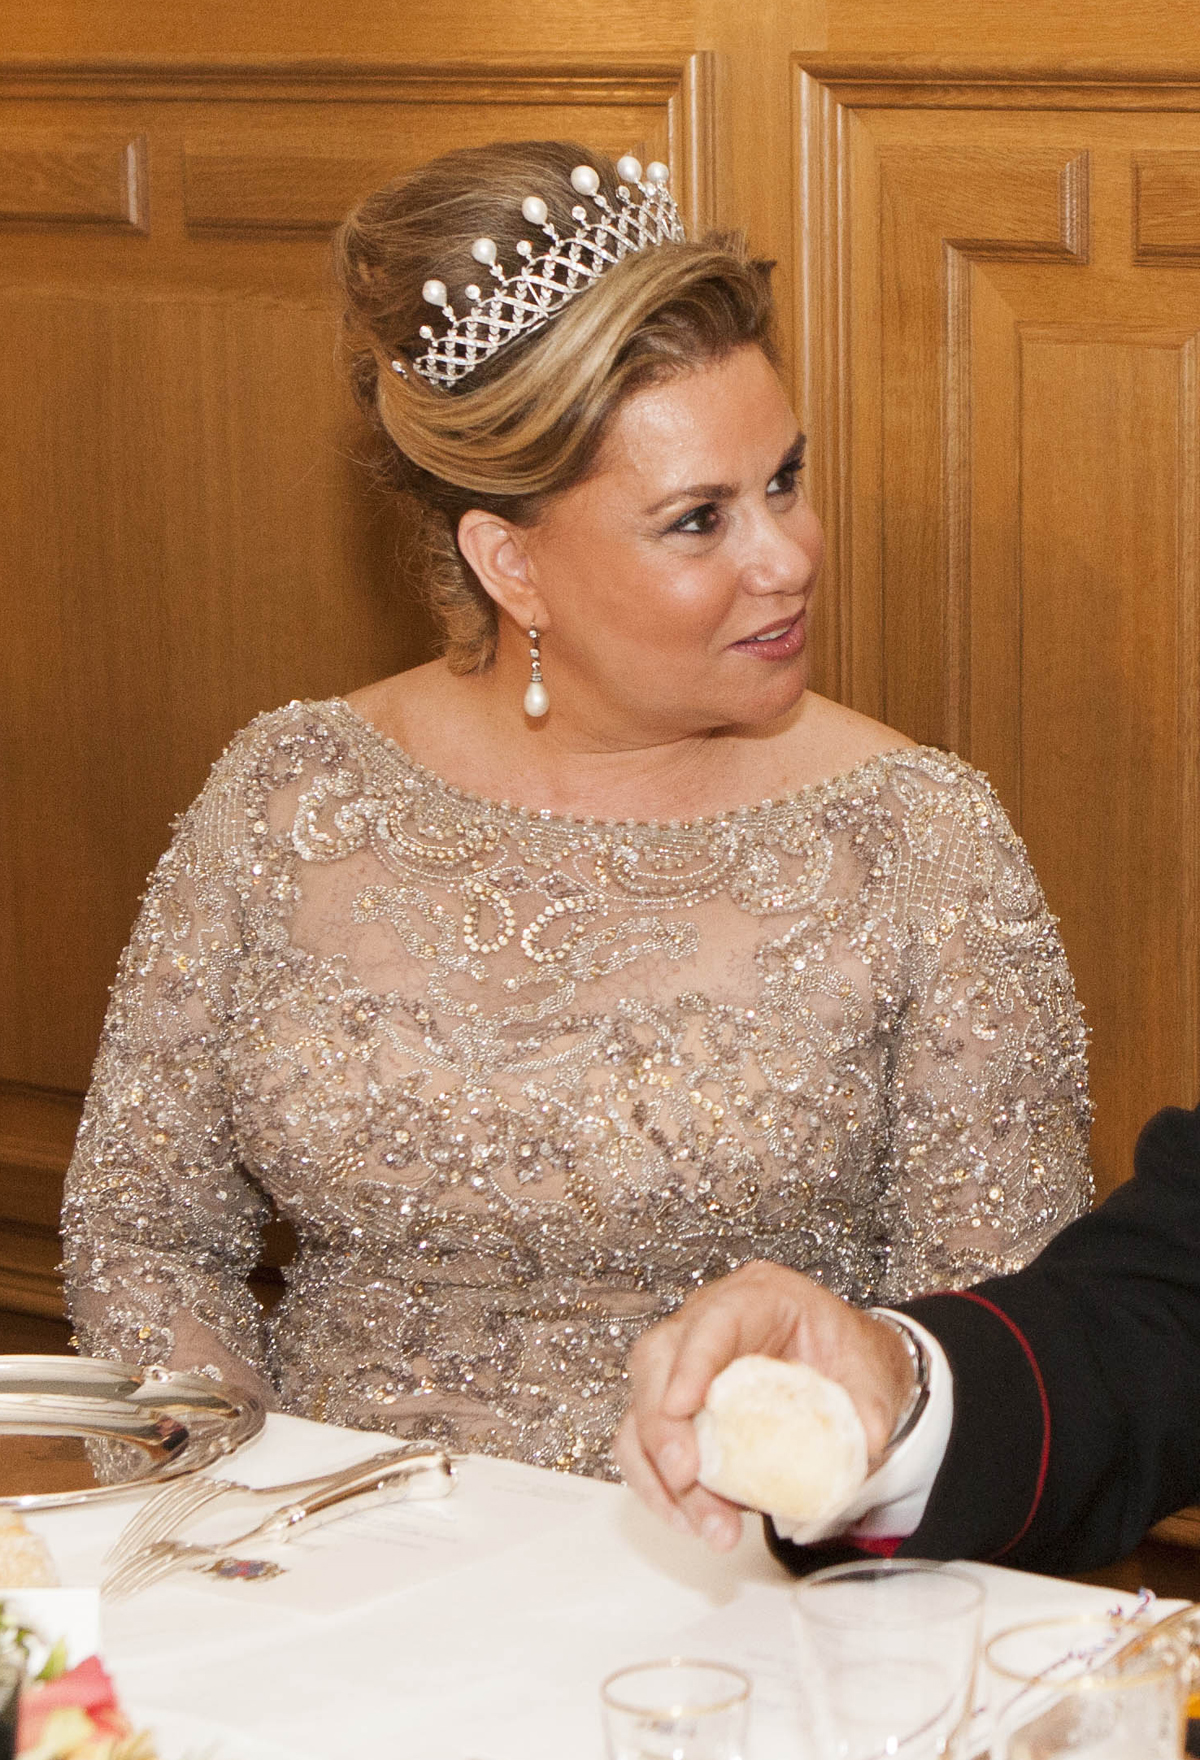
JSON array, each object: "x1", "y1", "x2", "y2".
[{"x1": 21, "y1": 1413, "x2": 1171, "y2": 1760}]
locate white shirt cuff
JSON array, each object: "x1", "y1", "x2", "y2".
[{"x1": 770, "y1": 1310, "x2": 954, "y2": 1546}]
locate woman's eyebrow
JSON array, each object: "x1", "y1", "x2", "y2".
[
  {"x1": 641, "y1": 432, "x2": 806, "y2": 518},
  {"x1": 643, "y1": 477, "x2": 734, "y2": 517}
]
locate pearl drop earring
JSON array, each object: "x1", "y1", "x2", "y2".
[{"x1": 524, "y1": 627, "x2": 549, "y2": 718}]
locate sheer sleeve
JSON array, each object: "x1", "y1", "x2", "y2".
[
  {"x1": 875, "y1": 765, "x2": 1092, "y2": 1298},
  {"x1": 62, "y1": 752, "x2": 274, "y2": 1400}
]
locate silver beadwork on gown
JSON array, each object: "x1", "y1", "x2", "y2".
[{"x1": 63, "y1": 698, "x2": 1091, "y2": 1478}]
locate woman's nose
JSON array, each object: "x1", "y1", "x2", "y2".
[{"x1": 740, "y1": 510, "x2": 821, "y2": 595}]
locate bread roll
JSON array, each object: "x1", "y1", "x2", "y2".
[
  {"x1": 694, "y1": 1355, "x2": 868, "y2": 1525},
  {"x1": 0, "y1": 1509, "x2": 57, "y2": 1587}
]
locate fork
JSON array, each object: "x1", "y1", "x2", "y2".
[
  {"x1": 102, "y1": 1448, "x2": 454, "y2": 1600},
  {"x1": 104, "y1": 1443, "x2": 437, "y2": 1568}
]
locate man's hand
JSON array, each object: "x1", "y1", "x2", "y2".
[{"x1": 613, "y1": 1262, "x2": 915, "y2": 1551}]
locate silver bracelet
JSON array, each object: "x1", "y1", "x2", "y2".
[{"x1": 866, "y1": 1309, "x2": 931, "y2": 1454}]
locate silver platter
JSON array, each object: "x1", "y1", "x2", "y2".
[{"x1": 0, "y1": 1356, "x2": 265, "y2": 1509}]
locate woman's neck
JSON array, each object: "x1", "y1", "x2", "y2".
[{"x1": 346, "y1": 659, "x2": 816, "y2": 823}]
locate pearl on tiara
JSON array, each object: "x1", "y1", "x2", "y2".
[{"x1": 412, "y1": 152, "x2": 686, "y2": 389}]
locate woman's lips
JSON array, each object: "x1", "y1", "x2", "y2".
[{"x1": 729, "y1": 612, "x2": 807, "y2": 660}]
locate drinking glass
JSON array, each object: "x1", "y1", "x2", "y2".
[
  {"x1": 600, "y1": 1658, "x2": 751, "y2": 1760},
  {"x1": 792, "y1": 1558, "x2": 984, "y2": 1760},
  {"x1": 987, "y1": 1615, "x2": 1187, "y2": 1759}
]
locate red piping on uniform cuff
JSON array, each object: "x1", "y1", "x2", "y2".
[
  {"x1": 853, "y1": 1534, "x2": 902, "y2": 1558},
  {"x1": 947, "y1": 1290, "x2": 1051, "y2": 1558}
]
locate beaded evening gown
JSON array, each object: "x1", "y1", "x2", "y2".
[{"x1": 63, "y1": 699, "x2": 1091, "y2": 1478}]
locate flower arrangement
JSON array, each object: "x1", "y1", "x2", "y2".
[
  {"x1": 1, "y1": 1603, "x2": 158, "y2": 1760},
  {"x1": 17, "y1": 1653, "x2": 157, "y2": 1760}
]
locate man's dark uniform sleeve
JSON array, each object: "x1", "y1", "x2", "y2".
[{"x1": 769, "y1": 1104, "x2": 1200, "y2": 1577}]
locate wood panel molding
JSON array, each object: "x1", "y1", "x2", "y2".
[
  {"x1": 0, "y1": 131, "x2": 147, "y2": 230},
  {"x1": 0, "y1": 1083, "x2": 82, "y2": 1225},
  {"x1": 0, "y1": 56, "x2": 716, "y2": 239},
  {"x1": 0, "y1": 1083, "x2": 79, "y2": 1320},
  {"x1": 0, "y1": 1226, "x2": 65, "y2": 1322},
  {"x1": 795, "y1": 64, "x2": 1090, "y2": 720},
  {"x1": 0, "y1": 62, "x2": 703, "y2": 104},
  {"x1": 794, "y1": 65, "x2": 859, "y2": 706},
  {"x1": 792, "y1": 58, "x2": 1200, "y2": 1193},
  {"x1": 17, "y1": 54, "x2": 1200, "y2": 111},
  {"x1": 946, "y1": 151, "x2": 1090, "y2": 264},
  {"x1": 941, "y1": 150, "x2": 1090, "y2": 754},
  {"x1": 1134, "y1": 151, "x2": 1200, "y2": 261},
  {"x1": 676, "y1": 50, "x2": 719, "y2": 240},
  {"x1": 1176, "y1": 332, "x2": 1200, "y2": 1127},
  {"x1": 792, "y1": 54, "x2": 1200, "y2": 715},
  {"x1": 789, "y1": 58, "x2": 1200, "y2": 111},
  {"x1": 180, "y1": 138, "x2": 425, "y2": 236}
]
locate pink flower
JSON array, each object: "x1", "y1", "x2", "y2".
[{"x1": 17, "y1": 1654, "x2": 134, "y2": 1755}]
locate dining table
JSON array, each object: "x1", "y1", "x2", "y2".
[{"x1": 12, "y1": 1410, "x2": 1187, "y2": 1760}]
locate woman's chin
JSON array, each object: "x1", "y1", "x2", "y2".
[{"x1": 725, "y1": 660, "x2": 811, "y2": 731}]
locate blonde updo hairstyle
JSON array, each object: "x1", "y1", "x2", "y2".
[{"x1": 334, "y1": 140, "x2": 776, "y2": 673}]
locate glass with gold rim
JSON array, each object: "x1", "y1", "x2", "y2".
[
  {"x1": 987, "y1": 1614, "x2": 1187, "y2": 1758},
  {"x1": 600, "y1": 1657, "x2": 750, "y2": 1760}
]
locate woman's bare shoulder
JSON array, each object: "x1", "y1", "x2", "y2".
[
  {"x1": 799, "y1": 693, "x2": 917, "y2": 761},
  {"x1": 344, "y1": 662, "x2": 449, "y2": 738},
  {"x1": 752, "y1": 692, "x2": 917, "y2": 793}
]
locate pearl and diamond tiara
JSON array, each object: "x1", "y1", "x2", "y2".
[{"x1": 394, "y1": 155, "x2": 686, "y2": 392}]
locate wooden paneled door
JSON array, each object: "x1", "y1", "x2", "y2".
[
  {"x1": 2, "y1": 0, "x2": 1199, "y2": 1321},
  {"x1": 796, "y1": 64, "x2": 1200, "y2": 1202}
]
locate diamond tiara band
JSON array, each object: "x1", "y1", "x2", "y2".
[{"x1": 395, "y1": 156, "x2": 686, "y2": 391}]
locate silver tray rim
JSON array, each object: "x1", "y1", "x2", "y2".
[{"x1": 0, "y1": 1354, "x2": 266, "y2": 1509}]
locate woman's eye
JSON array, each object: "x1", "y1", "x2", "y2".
[
  {"x1": 672, "y1": 503, "x2": 721, "y2": 536},
  {"x1": 768, "y1": 461, "x2": 803, "y2": 497}
]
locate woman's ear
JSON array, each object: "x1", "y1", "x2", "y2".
[{"x1": 457, "y1": 510, "x2": 549, "y2": 632}]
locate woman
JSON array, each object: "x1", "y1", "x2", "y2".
[{"x1": 62, "y1": 141, "x2": 1090, "y2": 1478}]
